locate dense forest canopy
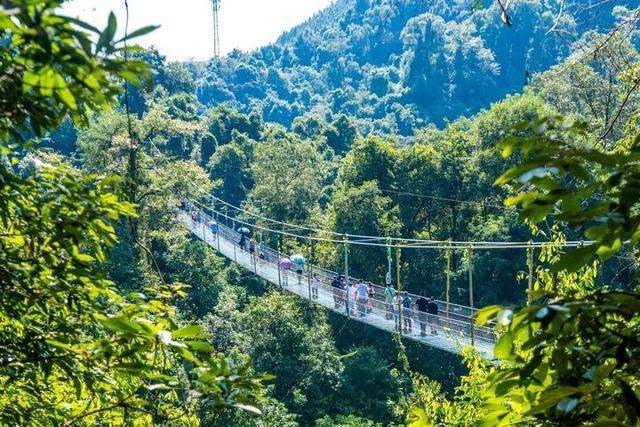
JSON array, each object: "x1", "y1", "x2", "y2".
[
  {"x1": 1, "y1": 0, "x2": 640, "y2": 426},
  {"x1": 193, "y1": 0, "x2": 638, "y2": 136}
]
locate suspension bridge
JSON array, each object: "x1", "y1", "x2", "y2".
[
  {"x1": 180, "y1": 191, "x2": 589, "y2": 359},
  {"x1": 180, "y1": 202, "x2": 498, "y2": 359}
]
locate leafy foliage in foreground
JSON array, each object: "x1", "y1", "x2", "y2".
[
  {"x1": 473, "y1": 106, "x2": 640, "y2": 424},
  {"x1": 0, "y1": 1, "x2": 266, "y2": 424},
  {"x1": 478, "y1": 291, "x2": 640, "y2": 425},
  {"x1": 408, "y1": 63, "x2": 640, "y2": 426},
  {"x1": 0, "y1": 158, "x2": 265, "y2": 424}
]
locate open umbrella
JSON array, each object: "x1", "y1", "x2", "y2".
[
  {"x1": 237, "y1": 226, "x2": 251, "y2": 235},
  {"x1": 291, "y1": 254, "x2": 305, "y2": 265},
  {"x1": 278, "y1": 257, "x2": 292, "y2": 269}
]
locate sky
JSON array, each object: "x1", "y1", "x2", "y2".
[{"x1": 61, "y1": 0, "x2": 333, "y2": 61}]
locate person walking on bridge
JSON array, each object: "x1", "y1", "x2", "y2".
[
  {"x1": 278, "y1": 257, "x2": 292, "y2": 287},
  {"x1": 384, "y1": 284, "x2": 395, "y2": 320},
  {"x1": 311, "y1": 273, "x2": 320, "y2": 300},
  {"x1": 356, "y1": 280, "x2": 369, "y2": 317},
  {"x1": 392, "y1": 291, "x2": 402, "y2": 332},
  {"x1": 332, "y1": 275, "x2": 344, "y2": 308},
  {"x1": 291, "y1": 255, "x2": 305, "y2": 285},
  {"x1": 415, "y1": 293, "x2": 429, "y2": 337},
  {"x1": 366, "y1": 282, "x2": 375, "y2": 313},
  {"x1": 402, "y1": 291, "x2": 413, "y2": 334},
  {"x1": 347, "y1": 281, "x2": 357, "y2": 316},
  {"x1": 427, "y1": 298, "x2": 439, "y2": 335}
]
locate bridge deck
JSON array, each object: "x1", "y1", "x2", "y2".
[{"x1": 181, "y1": 212, "x2": 495, "y2": 359}]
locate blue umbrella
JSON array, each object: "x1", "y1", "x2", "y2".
[{"x1": 291, "y1": 254, "x2": 305, "y2": 265}]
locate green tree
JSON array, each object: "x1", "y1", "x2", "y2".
[
  {"x1": 0, "y1": 2, "x2": 266, "y2": 424},
  {"x1": 208, "y1": 136, "x2": 254, "y2": 206},
  {"x1": 475, "y1": 110, "x2": 640, "y2": 424},
  {"x1": 338, "y1": 346, "x2": 400, "y2": 423},
  {"x1": 329, "y1": 181, "x2": 400, "y2": 281},
  {"x1": 245, "y1": 129, "x2": 329, "y2": 226},
  {"x1": 240, "y1": 294, "x2": 344, "y2": 424}
]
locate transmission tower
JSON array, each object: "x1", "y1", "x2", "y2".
[{"x1": 211, "y1": 0, "x2": 221, "y2": 57}]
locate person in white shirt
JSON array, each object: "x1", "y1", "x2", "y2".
[
  {"x1": 347, "y1": 282, "x2": 357, "y2": 316},
  {"x1": 392, "y1": 291, "x2": 402, "y2": 332},
  {"x1": 311, "y1": 273, "x2": 320, "y2": 299}
]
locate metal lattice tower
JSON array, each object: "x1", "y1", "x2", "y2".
[{"x1": 211, "y1": 0, "x2": 221, "y2": 57}]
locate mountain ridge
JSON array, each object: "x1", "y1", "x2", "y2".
[{"x1": 193, "y1": 0, "x2": 634, "y2": 135}]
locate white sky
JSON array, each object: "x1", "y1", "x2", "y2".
[{"x1": 61, "y1": 0, "x2": 333, "y2": 61}]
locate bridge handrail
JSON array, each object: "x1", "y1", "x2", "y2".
[{"x1": 189, "y1": 207, "x2": 497, "y2": 345}]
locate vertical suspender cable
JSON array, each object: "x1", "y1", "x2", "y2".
[
  {"x1": 344, "y1": 234, "x2": 350, "y2": 318},
  {"x1": 527, "y1": 242, "x2": 534, "y2": 306},
  {"x1": 386, "y1": 238, "x2": 393, "y2": 286},
  {"x1": 252, "y1": 229, "x2": 257, "y2": 274},
  {"x1": 231, "y1": 207, "x2": 236, "y2": 231},
  {"x1": 386, "y1": 238, "x2": 392, "y2": 321},
  {"x1": 233, "y1": 217, "x2": 237, "y2": 262},
  {"x1": 201, "y1": 201, "x2": 206, "y2": 243},
  {"x1": 445, "y1": 243, "x2": 451, "y2": 329},
  {"x1": 214, "y1": 203, "x2": 221, "y2": 250},
  {"x1": 396, "y1": 246, "x2": 402, "y2": 291},
  {"x1": 276, "y1": 236, "x2": 282, "y2": 288},
  {"x1": 223, "y1": 205, "x2": 228, "y2": 227},
  {"x1": 467, "y1": 245, "x2": 475, "y2": 346},
  {"x1": 307, "y1": 240, "x2": 312, "y2": 299},
  {"x1": 396, "y1": 245, "x2": 402, "y2": 336},
  {"x1": 309, "y1": 240, "x2": 315, "y2": 299}
]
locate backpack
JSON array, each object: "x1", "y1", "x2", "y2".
[{"x1": 428, "y1": 301, "x2": 439, "y2": 315}]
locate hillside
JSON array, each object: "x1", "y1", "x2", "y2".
[{"x1": 193, "y1": 0, "x2": 631, "y2": 135}]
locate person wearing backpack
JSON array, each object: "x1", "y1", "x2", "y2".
[
  {"x1": 415, "y1": 292, "x2": 429, "y2": 337},
  {"x1": 427, "y1": 298, "x2": 439, "y2": 335},
  {"x1": 384, "y1": 284, "x2": 395, "y2": 320},
  {"x1": 331, "y1": 275, "x2": 343, "y2": 308}
]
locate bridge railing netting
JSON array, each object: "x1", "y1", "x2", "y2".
[{"x1": 185, "y1": 207, "x2": 497, "y2": 347}]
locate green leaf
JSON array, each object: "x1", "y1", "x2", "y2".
[
  {"x1": 172, "y1": 324, "x2": 207, "y2": 339},
  {"x1": 185, "y1": 341, "x2": 212, "y2": 352},
  {"x1": 493, "y1": 332, "x2": 514, "y2": 360},
  {"x1": 115, "y1": 25, "x2": 160, "y2": 43},
  {"x1": 407, "y1": 406, "x2": 432, "y2": 427},
  {"x1": 476, "y1": 305, "x2": 503, "y2": 326},
  {"x1": 552, "y1": 245, "x2": 596, "y2": 273},
  {"x1": 102, "y1": 317, "x2": 141, "y2": 335},
  {"x1": 96, "y1": 12, "x2": 117, "y2": 52}
]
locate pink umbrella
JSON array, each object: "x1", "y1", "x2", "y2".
[{"x1": 278, "y1": 257, "x2": 292, "y2": 269}]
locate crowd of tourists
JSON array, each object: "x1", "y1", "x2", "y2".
[
  {"x1": 327, "y1": 276, "x2": 441, "y2": 337},
  {"x1": 185, "y1": 202, "x2": 443, "y2": 338}
]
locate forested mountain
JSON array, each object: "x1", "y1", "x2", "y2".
[
  {"x1": 194, "y1": 0, "x2": 634, "y2": 135},
  {"x1": 3, "y1": 0, "x2": 640, "y2": 426}
]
